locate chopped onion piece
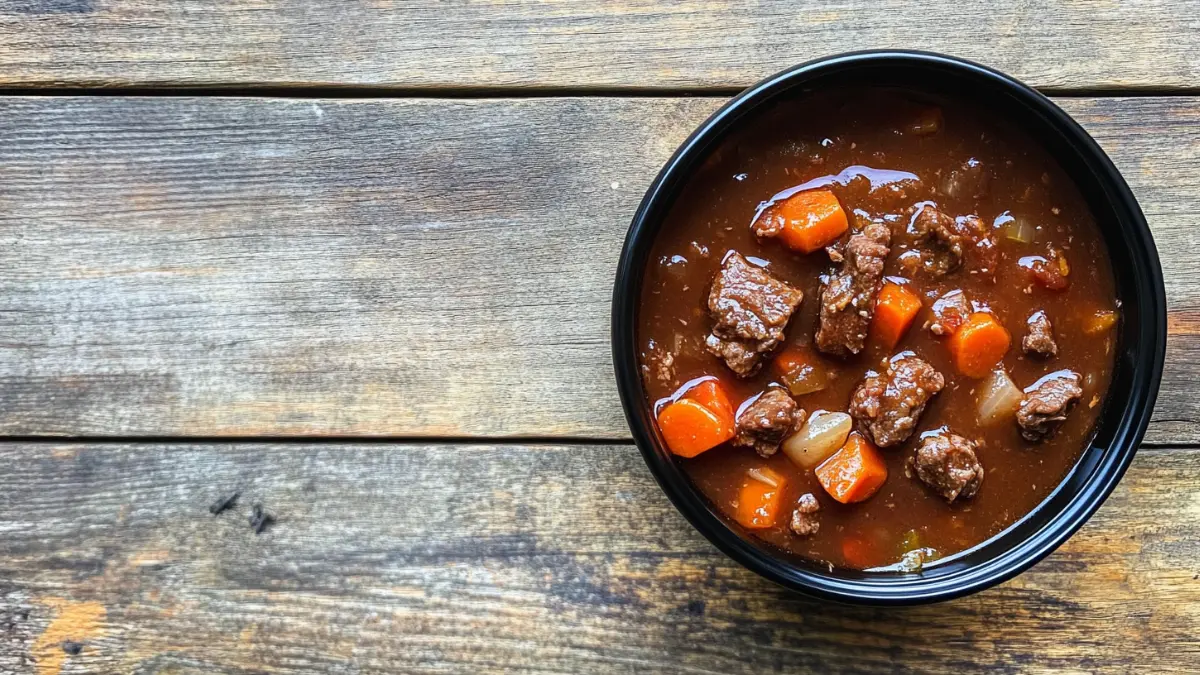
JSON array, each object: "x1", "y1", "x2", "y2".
[
  {"x1": 781, "y1": 411, "x2": 853, "y2": 469},
  {"x1": 1003, "y1": 216, "x2": 1037, "y2": 244},
  {"x1": 908, "y1": 107, "x2": 943, "y2": 136},
  {"x1": 746, "y1": 467, "x2": 780, "y2": 488},
  {"x1": 978, "y1": 368, "x2": 1023, "y2": 425},
  {"x1": 896, "y1": 547, "x2": 939, "y2": 572},
  {"x1": 773, "y1": 346, "x2": 836, "y2": 397},
  {"x1": 779, "y1": 360, "x2": 834, "y2": 396}
]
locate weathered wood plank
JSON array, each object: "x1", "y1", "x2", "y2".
[
  {"x1": 1, "y1": 1, "x2": 1199, "y2": 90},
  {"x1": 0, "y1": 96, "x2": 1197, "y2": 440},
  {"x1": 0, "y1": 442, "x2": 1196, "y2": 674}
]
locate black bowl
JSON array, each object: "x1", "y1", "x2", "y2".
[{"x1": 611, "y1": 51, "x2": 1166, "y2": 605}]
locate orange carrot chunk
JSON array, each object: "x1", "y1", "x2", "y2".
[
  {"x1": 734, "y1": 466, "x2": 788, "y2": 529},
  {"x1": 948, "y1": 312, "x2": 1012, "y2": 378},
  {"x1": 656, "y1": 378, "x2": 736, "y2": 458},
  {"x1": 657, "y1": 399, "x2": 734, "y2": 458},
  {"x1": 685, "y1": 379, "x2": 735, "y2": 422},
  {"x1": 815, "y1": 433, "x2": 888, "y2": 504},
  {"x1": 841, "y1": 535, "x2": 876, "y2": 569},
  {"x1": 765, "y1": 189, "x2": 849, "y2": 254},
  {"x1": 871, "y1": 282, "x2": 923, "y2": 349}
]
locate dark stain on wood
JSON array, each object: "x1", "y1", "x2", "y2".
[
  {"x1": 248, "y1": 504, "x2": 273, "y2": 534},
  {"x1": 208, "y1": 492, "x2": 239, "y2": 516}
]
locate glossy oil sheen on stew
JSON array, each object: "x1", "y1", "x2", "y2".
[{"x1": 637, "y1": 89, "x2": 1118, "y2": 571}]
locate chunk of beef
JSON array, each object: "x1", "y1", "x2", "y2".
[
  {"x1": 789, "y1": 493, "x2": 821, "y2": 537},
  {"x1": 949, "y1": 213, "x2": 998, "y2": 279},
  {"x1": 752, "y1": 206, "x2": 787, "y2": 239},
  {"x1": 705, "y1": 252, "x2": 804, "y2": 377},
  {"x1": 906, "y1": 203, "x2": 998, "y2": 280},
  {"x1": 849, "y1": 354, "x2": 945, "y2": 447},
  {"x1": 705, "y1": 338, "x2": 763, "y2": 378},
  {"x1": 906, "y1": 204, "x2": 957, "y2": 274},
  {"x1": 909, "y1": 431, "x2": 984, "y2": 502},
  {"x1": 815, "y1": 221, "x2": 891, "y2": 357},
  {"x1": 1017, "y1": 370, "x2": 1082, "y2": 441},
  {"x1": 1022, "y1": 310, "x2": 1058, "y2": 358},
  {"x1": 734, "y1": 388, "x2": 806, "y2": 458},
  {"x1": 938, "y1": 158, "x2": 991, "y2": 200},
  {"x1": 929, "y1": 289, "x2": 972, "y2": 337}
]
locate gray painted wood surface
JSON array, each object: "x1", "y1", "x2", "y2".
[
  {"x1": 1, "y1": 96, "x2": 1196, "y2": 440},
  {"x1": 1, "y1": 1, "x2": 1199, "y2": 90},
  {"x1": 2, "y1": 5, "x2": 1199, "y2": 670},
  {"x1": 0, "y1": 442, "x2": 1197, "y2": 674}
]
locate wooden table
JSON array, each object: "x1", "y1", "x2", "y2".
[{"x1": 1, "y1": 3, "x2": 1198, "y2": 673}]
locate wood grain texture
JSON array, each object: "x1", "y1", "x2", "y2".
[
  {"x1": 2, "y1": 1, "x2": 1200, "y2": 90},
  {"x1": 0, "y1": 441, "x2": 1197, "y2": 674},
  {"x1": 0, "y1": 96, "x2": 1197, "y2": 440}
]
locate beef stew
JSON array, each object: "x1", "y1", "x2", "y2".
[{"x1": 638, "y1": 89, "x2": 1118, "y2": 571}]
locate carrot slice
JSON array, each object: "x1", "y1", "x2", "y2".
[
  {"x1": 685, "y1": 379, "x2": 734, "y2": 422},
  {"x1": 948, "y1": 312, "x2": 1012, "y2": 378},
  {"x1": 734, "y1": 466, "x2": 788, "y2": 529},
  {"x1": 766, "y1": 189, "x2": 849, "y2": 254},
  {"x1": 841, "y1": 535, "x2": 875, "y2": 568},
  {"x1": 656, "y1": 378, "x2": 736, "y2": 458},
  {"x1": 815, "y1": 433, "x2": 888, "y2": 504},
  {"x1": 871, "y1": 282, "x2": 923, "y2": 348},
  {"x1": 657, "y1": 399, "x2": 734, "y2": 458}
]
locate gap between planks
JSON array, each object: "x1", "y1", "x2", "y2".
[
  {"x1": 2, "y1": 85, "x2": 1200, "y2": 100},
  {"x1": 0, "y1": 435, "x2": 1189, "y2": 452},
  {"x1": 0, "y1": 434, "x2": 624, "y2": 446}
]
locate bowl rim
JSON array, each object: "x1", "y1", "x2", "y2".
[{"x1": 610, "y1": 49, "x2": 1167, "y2": 605}]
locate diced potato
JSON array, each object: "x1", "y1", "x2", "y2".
[{"x1": 978, "y1": 368, "x2": 1023, "y2": 425}]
